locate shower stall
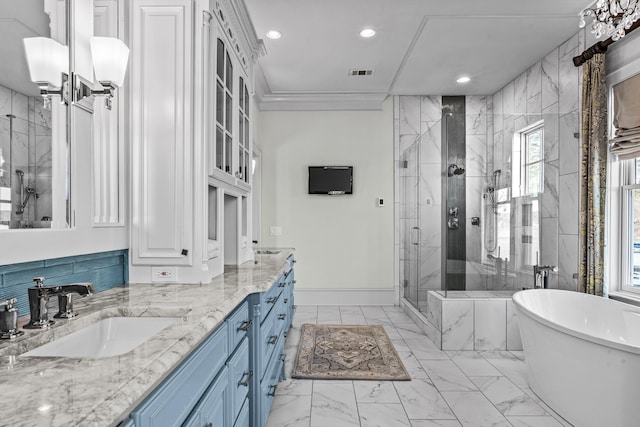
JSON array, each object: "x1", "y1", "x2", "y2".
[
  {"x1": 0, "y1": 94, "x2": 53, "y2": 229},
  {"x1": 397, "y1": 94, "x2": 573, "y2": 350}
]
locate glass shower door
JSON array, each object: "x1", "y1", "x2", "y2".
[{"x1": 401, "y1": 139, "x2": 420, "y2": 308}]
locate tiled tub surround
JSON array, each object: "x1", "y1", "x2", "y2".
[
  {"x1": 0, "y1": 250, "x2": 294, "y2": 427},
  {"x1": 401, "y1": 290, "x2": 522, "y2": 351}
]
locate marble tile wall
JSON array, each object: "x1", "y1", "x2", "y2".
[
  {"x1": 0, "y1": 84, "x2": 52, "y2": 228},
  {"x1": 396, "y1": 29, "x2": 585, "y2": 299},
  {"x1": 420, "y1": 291, "x2": 522, "y2": 351},
  {"x1": 490, "y1": 30, "x2": 584, "y2": 291}
]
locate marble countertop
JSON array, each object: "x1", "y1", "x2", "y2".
[{"x1": 0, "y1": 249, "x2": 294, "y2": 427}]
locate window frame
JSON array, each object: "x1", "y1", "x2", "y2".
[
  {"x1": 521, "y1": 123, "x2": 544, "y2": 196},
  {"x1": 619, "y1": 162, "x2": 640, "y2": 295}
]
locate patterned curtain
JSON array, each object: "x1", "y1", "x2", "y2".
[{"x1": 579, "y1": 53, "x2": 608, "y2": 296}]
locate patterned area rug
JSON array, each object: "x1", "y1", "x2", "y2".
[{"x1": 292, "y1": 324, "x2": 410, "y2": 381}]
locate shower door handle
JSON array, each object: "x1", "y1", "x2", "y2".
[
  {"x1": 412, "y1": 226, "x2": 421, "y2": 245},
  {"x1": 447, "y1": 218, "x2": 459, "y2": 230}
]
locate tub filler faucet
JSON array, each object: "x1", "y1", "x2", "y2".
[
  {"x1": 533, "y1": 265, "x2": 558, "y2": 289},
  {"x1": 25, "y1": 277, "x2": 95, "y2": 329}
]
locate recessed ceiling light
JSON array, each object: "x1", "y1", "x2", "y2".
[
  {"x1": 456, "y1": 76, "x2": 471, "y2": 84},
  {"x1": 360, "y1": 28, "x2": 376, "y2": 38},
  {"x1": 266, "y1": 30, "x2": 282, "y2": 40}
]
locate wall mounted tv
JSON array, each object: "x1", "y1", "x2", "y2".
[{"x1": 308, "y1": 166, "x2": 353, "y2": 195}]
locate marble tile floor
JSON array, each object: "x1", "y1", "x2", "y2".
[{"x1": 267, "y1": 305, "x2": 572, "y2": 427}]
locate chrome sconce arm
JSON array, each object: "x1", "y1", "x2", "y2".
[
  {"x1": 72, "y1": 75, "x2": 118, "y2": 110},
  {"x1": 35, "y1": 73, "x2": 70, "y2": 110}
]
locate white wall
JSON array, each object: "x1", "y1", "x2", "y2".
[{"x1": 258, "y1": 97, "x2": 395, "y2": 304}]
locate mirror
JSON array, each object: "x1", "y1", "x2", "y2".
[{"x1": 0, "y1": 0, "x2": 68, "y2": 230}]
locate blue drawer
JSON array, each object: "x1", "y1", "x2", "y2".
[
  {"x1": 228, "y1": 338, "x2": 250, "y2": 420},
  {"x1": 131, "y1": 325, "x2": 228, "y2": 427},
  {"x1": 227, "y1": 301, "x2": 250, "y2": 351},
  {"x1": 260, "y1": 312, "x2": 279, "y2": 379},
  {"x1": 260, "y1": 279, "x2": 284, "y2": 323}
]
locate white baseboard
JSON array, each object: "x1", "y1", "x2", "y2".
[{"x1": 294, "y1": 288, "x2": 396, "y2": 306}]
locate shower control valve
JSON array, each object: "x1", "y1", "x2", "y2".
[{"x1": 448, "y1": 207, "x2": 459, "y2": 218}]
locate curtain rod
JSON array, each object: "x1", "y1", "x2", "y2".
[{"x1": 574, "y1": 19, "x2": 640, "y2": 67}]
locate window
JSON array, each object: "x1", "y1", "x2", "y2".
[
  {"x1": 215, "y1": 38, "x2": 233, "y2": 174},
  {"x1": 518, "y1": 123, "x2": 544, "y2": 196},
  {"x1": 238, "y1": 77, "x2": 250, "y2": 183},
  {"x1": 620, "y1": 160, "x2": 640, "y2": 293}
]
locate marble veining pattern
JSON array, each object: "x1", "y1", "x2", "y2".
[
  {"x1": 267, "y1": 305, "x2": 572, "y2": 427},
  {"x1": 0, "y1": 250, "x2": 295, "y2": 427}
]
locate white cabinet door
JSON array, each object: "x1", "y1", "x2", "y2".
[{"x1": 130, "y1": 0, "x2": 193, "y2": 267}]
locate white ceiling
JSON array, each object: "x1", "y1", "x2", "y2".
[{"x1": 245, "y1": 0, "x2": 593, "y2": 101}]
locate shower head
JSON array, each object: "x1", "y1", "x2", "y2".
[{"x1": 448, "y1": 164, "x2": 465, "y2": 176}]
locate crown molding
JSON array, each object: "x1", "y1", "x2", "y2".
[
  {"x1": 213, "y1": 0, "x2": 265, "y2": 72},
  {"x1": 258, "y1": 92, "x2": 388, "y2": 111}
]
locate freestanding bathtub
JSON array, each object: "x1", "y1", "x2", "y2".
[{"x1": 513, "y1": 289, "x2": 640, "y2": 427}]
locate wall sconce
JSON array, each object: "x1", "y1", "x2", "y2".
[
  {"x1": 23, "y1": 37, "x2": 69, "y2": 110},
  {"x1": 23, "y1": 36, "x2": 129, "y2": 111}
]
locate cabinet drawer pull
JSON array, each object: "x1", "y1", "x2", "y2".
[
  {"x1": 237, "y1": 320, "x2": 252, "y2": 332},
  {"x1": 268, "y1": 335, "x2": 278, "y2": 345},
  {"x1": 278, "y1": 314, "x2": 286, "y2": 320},
  {"x1": 266, "y1": 296, "x2": 278, "y2": 304},
  {"x1": 278, "y1": 282, "x2": 285, "y2": 288},
  {"x1": 238, "y1": 370, "x2": 253, "y2": 387},
  {"x1": 206, "y1": 423, "x2": 213, "y2": 427},
  {"x1": 267, "y1": 385, "x2": 278, "y2": 397}
]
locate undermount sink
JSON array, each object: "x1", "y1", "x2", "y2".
[{"x1": 21, "y1": 317, "x2": 179, "y2": 358}]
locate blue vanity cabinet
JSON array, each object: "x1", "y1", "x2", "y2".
[
  {"x1": 130, "y1": 301, "x2": 251, "y2": 427},
  {"x1": 130, "y1": 324, "x2": 229, "y2": 426},
  {"x1": 249, "y1": 257, "x2": 296, "y2": 427}
]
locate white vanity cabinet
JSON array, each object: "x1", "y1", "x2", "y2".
[{"x1": 128, "y1": 0, "x2": 262, "y2": 284}]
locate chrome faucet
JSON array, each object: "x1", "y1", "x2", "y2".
[
  {"x1": 533, "y1": 265, "x2": 558, "y2": 289},
  {"x1": 25, "y1": 277, "x2": 95, "y2": 329}
]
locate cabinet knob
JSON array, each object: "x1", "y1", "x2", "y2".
[
  {"x1": 278, "y1": 313, "x2": 286, "y2": 320},
  {"x1": 206, "y1": 423, "x2": 213, "y2": 427},
  {"x1": 237, "y1": 319, "x2": 252, "y2": 332},
  {"x1": 278, "y1": 282, "x2": 285, "y2": 288},
  {"x1": 238, "y1": 370, "x2": 253, "y2": 387},
  {"x1": 266, "y1": 296, "x2": 278, "y2": 304},
  {"x1": 267, "y1": 384, "x2": 278, "y2": 397},
  {"x1": 268, "y1": 335, "x2": 278, "y2": 345}
]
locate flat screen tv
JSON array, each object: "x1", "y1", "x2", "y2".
[{"x1": 308, "y1": 166, "x2": 353, "y2": 195}]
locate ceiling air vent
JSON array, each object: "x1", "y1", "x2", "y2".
[{"x1": 349, "y1": 69, "x2": 374, "y2": 77}]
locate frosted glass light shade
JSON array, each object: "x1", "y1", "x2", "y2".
[
  {"x1": 23, "y1": 37, "x2": 68, "y2": 87},
  {"x1": 90, "y1": 37, "x2": 129, "y2": 87}
]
